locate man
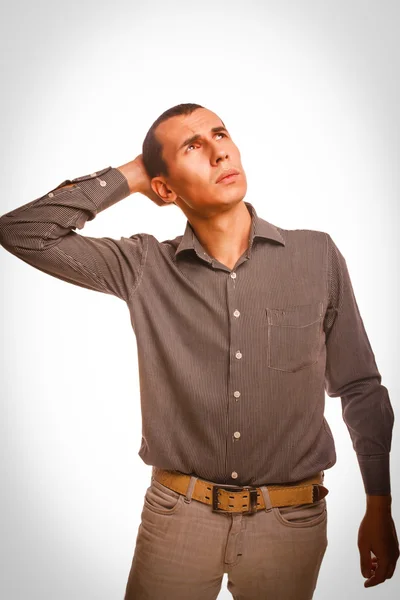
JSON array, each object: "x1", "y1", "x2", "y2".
[{"x1": 0, "y1": 103, "x2": 398, "y2": 599}]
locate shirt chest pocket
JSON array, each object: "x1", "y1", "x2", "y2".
[{"x1": 266, "y1": 301, "x2": 324, "y2": 372}]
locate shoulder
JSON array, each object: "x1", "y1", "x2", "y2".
[{"x1": 275, "y1": 225, "x2": 329, "y2": 250}]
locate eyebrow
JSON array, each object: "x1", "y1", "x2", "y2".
[{"x1": 177, "y1": 126, "x2": 229, "y2": 152}]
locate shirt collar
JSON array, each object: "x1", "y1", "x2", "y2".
[{"x1": 174, "y1": 201, "x2": 285, "y2": 261}]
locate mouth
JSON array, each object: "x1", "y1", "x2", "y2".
[{"x1": 216, "y1": 169, "x2": 240, "y2": 183}]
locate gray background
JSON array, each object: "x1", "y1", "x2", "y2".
[{"x1": 0, "y1": 0, "x2": 399, "y2": 597}]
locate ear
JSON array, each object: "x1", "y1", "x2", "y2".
[{"x1": 151, "y1": 177, "x2": 178, "y2": 205}]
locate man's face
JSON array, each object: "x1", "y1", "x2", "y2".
[{"x1": 151, "y1": 108, "x2": 247, "y2": 215}]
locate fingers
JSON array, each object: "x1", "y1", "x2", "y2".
[
  {"x1": 364, "y1": 558, "x2": 391, "y2": 587},
  {"x1": 359, "y1": 547, "x2": 373, "y2": 579}
]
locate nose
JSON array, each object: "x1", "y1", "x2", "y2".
[{"x1": 213, "y1": 145, "x2": 229, "y2": 163}]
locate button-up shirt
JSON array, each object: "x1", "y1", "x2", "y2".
[{"x1": 0, "y1": 166, "x2": 394, "y2": 495}]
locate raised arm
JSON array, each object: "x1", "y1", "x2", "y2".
[{"x1": 0, "y1": 155, "x2": 164, "y2": 303}]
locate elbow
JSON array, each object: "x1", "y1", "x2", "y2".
[
  {"x1": 0, "y1": 215, "x2": 13, "y2": 247},
  {"x1": 0, "y1": 214, "x2": 22, "y2": 250}
]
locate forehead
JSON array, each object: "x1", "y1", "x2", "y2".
[{"x1": 156, "y1": 108, "x2": 224, "y2": 153}]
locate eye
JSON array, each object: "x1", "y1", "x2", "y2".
[{"x1": 186, "y1": 132, "x2": 227, "y2": 152}]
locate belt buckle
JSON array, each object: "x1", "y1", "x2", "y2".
[{"x1": 212, "y1": 484, "x2": 259, "y2": 514}]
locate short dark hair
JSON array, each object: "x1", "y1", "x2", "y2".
[{"x1": 142, "y1": 103, "x2": 204, "y2": 180}]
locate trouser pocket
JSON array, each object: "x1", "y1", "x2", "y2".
[
  {"x1": 144, "y1": 478, "x2": 185, "y2": 515},
  {"x1": 273, "y1": 497, "x2": 327, "y2": 528}
]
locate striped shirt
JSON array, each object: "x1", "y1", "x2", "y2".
[{"x1": 0, "y1": 165, "x2": 394, "y2": 495}]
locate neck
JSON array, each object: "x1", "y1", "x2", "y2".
[{"x1": 188, "y1": 200, "x2": 252, "y2": 268}]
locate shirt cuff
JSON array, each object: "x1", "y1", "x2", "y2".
[
  {"x1": 53, "y1": 166, "x2": 131, "y2": 213},
  {"x1": 356, "y1": 453, "x2": 391, "y2": 495}
]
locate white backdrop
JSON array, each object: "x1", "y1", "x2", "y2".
[{"x1": 0, "y1": 0, "x2": 399, "y2": 598}]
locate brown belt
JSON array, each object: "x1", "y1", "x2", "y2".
[{"x1": 152, "y1": 467, "x2": 329, "y2": 515}]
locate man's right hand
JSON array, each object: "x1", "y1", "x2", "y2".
[{"x1": 118, "y1": 154, "x2": 171, "y2": 207}]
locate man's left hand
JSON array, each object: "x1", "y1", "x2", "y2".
[{"x1": 358, "y1": 508, "x2": 399, "y2": 587}]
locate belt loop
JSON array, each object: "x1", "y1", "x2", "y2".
[
  {"x1": 184, "y1": 475, "x2": 198, "y2": 504},
  {"x1": 259, "y1": 485, "x2": 273, "y2": 512}
]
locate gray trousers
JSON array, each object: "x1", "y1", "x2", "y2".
[{"x1": 124, "y1": 471, "x2": 328, "y2": 599}]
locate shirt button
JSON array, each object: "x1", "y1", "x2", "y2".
[
  {"x1": 230, "y1": 272, "x2": 236, "y2": 279},
  {"x1": 235, "y1": 351, "x2": 242, "y2": 359},
  {"x1": 233, "y1": 309, "x2": 240, "y2": 318},
  {"x1": 90, "y1": 172, "x2": 97, "y2": 177},
  {"x1": 234, "y1": 391, "x2": 241, "y2": 398},
  {"x1": 99, "y1": 180, "x2": 107, "y2": 187},
  {"x1": 48, "y1": 192, "x2": 54, "y2": 197},
  {"x1": 231, "y1": 471, "x2": 238, "y2": 479},
  {"x1": 234, "y1": 431, "x2": 241, "y2": 439}
]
